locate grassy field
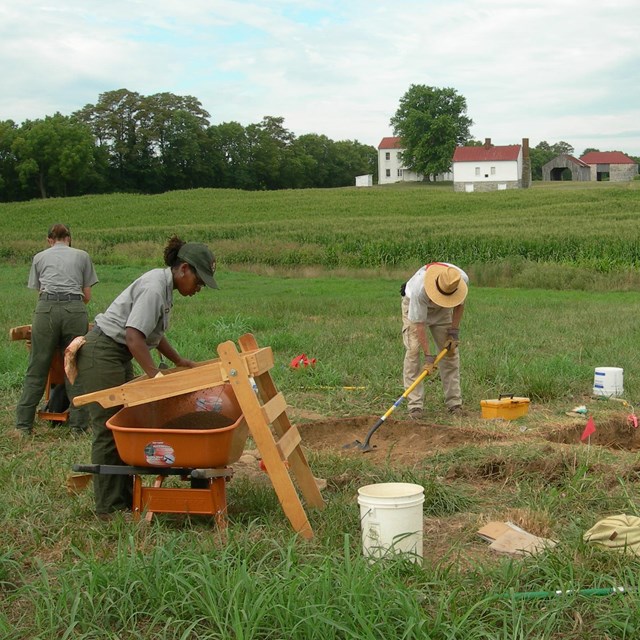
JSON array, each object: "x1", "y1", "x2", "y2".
[{"x1": 2, "y1": 183, "x2": 640, "y2": 639}]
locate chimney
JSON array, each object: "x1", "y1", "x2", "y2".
[
  {"x1": 484, "y1": 137, "x2": 492, "y2": 149},
  {"x1": 521, "y1": 137, "x2": 531, "y2": 189}
]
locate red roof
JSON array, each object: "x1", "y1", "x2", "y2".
[
  {"x1": 453, "y1": 144, "x2": 521, "y2": 163},
  {"x1": 579, "y1": 151, "x2": 636, "y2": 165},
  {"x1": 563, "y1": 154, "x2": 590, "y2": 167},
  {"x1": 378, "y1": 136, "x2": 402, "y2": 150}
]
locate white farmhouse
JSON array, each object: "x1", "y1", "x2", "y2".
[
  {"x1": 452, "y1": 138, "x2": 531, "y2": 192},
  {"x1": 378, "y1": 137, "x2": 422, "y2": 184},
  {"x1": 378, "y1": 137, "x2": 453, "y2": 184}
]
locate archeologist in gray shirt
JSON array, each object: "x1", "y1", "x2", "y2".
[
  {"x1": 401, "y1": 262, "x2": 469, "y2": 420},
  {"x1": 75, "y1": 235, "x2": 218, "y2": 519},
  {"x1": 16, "y1": 223, "x2": 98, "y2": 436}
]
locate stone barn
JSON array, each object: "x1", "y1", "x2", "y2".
[
  {"x1": 542, "y1": 155, "x2": 591, "y2": 181},
  {"x1": 579, "y1": 151, "x2": 638, "y2": 182}
]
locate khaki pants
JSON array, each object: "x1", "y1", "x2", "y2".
[{"x1": 401, "y1": 296, "x2": 462, "y2": 412}]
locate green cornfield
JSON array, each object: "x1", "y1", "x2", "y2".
[{"x1": 1, "y1": 181, "x2": 639, "y2": 280}]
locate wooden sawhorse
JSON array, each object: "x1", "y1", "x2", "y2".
[{"x1": 74, "y1": 333, "x2": 325, "y2": 538}]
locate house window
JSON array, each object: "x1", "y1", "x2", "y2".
[
  {"x1": 386, "y1": 169, "x2": 391, "y2": 177},
  {"x1": 475, "y1": 167, "x2": 480, "y2": 176},
  {"x1": 397, "y1": 152, "x2": 402, "y2": 159},
  {"x1": 385, "y1": 152, "x2": 390, "y2": 160},
  {"x1": 490, "y1": 166, "x2": 496, "y2": 175},
  {"x1": 397, "y1": 169, "x2": 403, "y2": 177}
]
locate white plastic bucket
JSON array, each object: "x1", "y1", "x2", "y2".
[
  {"x1": 593, "y1": 367, "x2": 624, "y2": 397},
  {"x1": 357, "y1": 482, "x2": 425, "y2": 563}
]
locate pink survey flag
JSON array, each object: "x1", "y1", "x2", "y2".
[{"x1": 580, "y1": 416, "x2": 596, "y2": 441}]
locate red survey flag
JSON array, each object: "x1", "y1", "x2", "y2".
[
  {"x1": 580, "y1": 416, "x2": 596, "y2": 441},
  {"x1": 289, "y1": 354, "x2": 317, "y2": 369}
]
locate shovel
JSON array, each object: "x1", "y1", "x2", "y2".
[{"x1": 344, "y1": 347, "x2": 448, "y2": 452}]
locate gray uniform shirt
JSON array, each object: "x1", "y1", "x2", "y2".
[
  {"x1": 95, "y1": 268, "x2": 173, "y2": 348},
  {"x1": 28, "y1": 242, "x2": 98, "y2": 294},
  {"x1": 405, "y1": 262, "x2": 469, "y2": 323}
]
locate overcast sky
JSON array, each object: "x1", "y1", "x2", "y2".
[{"x1": 1, "y1": 0, "x2": 639, "y2": 156}]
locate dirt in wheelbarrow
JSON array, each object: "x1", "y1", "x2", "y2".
[{"x1": 160, "y1": 412, "x2": 235, "y2": 430}]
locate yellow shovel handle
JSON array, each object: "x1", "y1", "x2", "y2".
[{"x1": 379, "y1": 347, "x2": 449, "y2": 421}]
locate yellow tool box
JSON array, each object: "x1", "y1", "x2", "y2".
[{"x1": 481, "y1": 394, "x2": 530, "y2": 420}]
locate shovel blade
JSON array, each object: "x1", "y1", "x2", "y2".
[{"x1": 342, "y1": 439, "x2": 376, "y2": 453}]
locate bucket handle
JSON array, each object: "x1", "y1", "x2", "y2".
[
  {"x1": 499, "y1": 393, "x2": 514, "y2": 400},
  {"x1": 360, "y1": 507, "x2": 373, "y2": 524}
]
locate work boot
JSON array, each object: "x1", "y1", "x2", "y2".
[
  {"x1": 15, "y1": 427, "x2": 33, "y2": 439},
  {"x1": 448, "y1": 405, "x2": 467, "y2": 416},
  {"x1": 408, "y1": 409, "x2": 423, "y2": 421}
]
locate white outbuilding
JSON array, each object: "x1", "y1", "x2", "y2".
[{"x1": 355, "y1": 174, "x2": 373, "y2": 187}]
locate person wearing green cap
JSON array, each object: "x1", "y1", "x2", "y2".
[{"x1": 75, "y1": 235, "x2": 218, "y2": 519}]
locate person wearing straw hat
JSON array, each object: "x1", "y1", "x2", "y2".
[
  {"x1": 75, "y1": 235, "x2": 218, "y2": 519},
  {"x1": 401, "y1": 262, "x2": 469, "y2": 419}
]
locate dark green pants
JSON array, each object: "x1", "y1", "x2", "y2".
[
  {"x1": 76, "y1": 329, "x2": 134, "y2": 514},
  {"x1": 16, "y1": 299, "x2": 89, "y2": 432}
]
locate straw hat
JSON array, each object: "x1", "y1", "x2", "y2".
[{"x1": 423, "y1": 264, "x2": 468, "y2": 308}]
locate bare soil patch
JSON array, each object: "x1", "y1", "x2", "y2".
[
  {"x1": 297, "y1": 415, "x2": 518, "y2": 466},
  {"x1": 293, "y1": 411, "x2": 640, "y2": 464}
]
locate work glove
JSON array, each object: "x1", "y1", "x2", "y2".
[
  {"x1": 423, "y1": 354, "x2": 437, "y2": 375},
  {"x1": 444, "y1": 328, "x2": 460, "y2": 356}
]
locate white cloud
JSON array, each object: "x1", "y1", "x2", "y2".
[{"x1": 1, "y1": 0, "x2": 639, "y2": 154}]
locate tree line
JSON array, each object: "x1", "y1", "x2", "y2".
[{"x1": 0, "y1": 89, "x2": 377, "y2": 201}]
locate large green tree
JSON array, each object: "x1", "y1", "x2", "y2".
[
  {"x1": 205, "y1": 121, "x2": 253, "y2": 189},
  {"x1": 390, "y1": 85, "x2": 472, "y2": 179},
  {"x1": 0, "y1": 120, "x2": 20, "y2": 201},
  {"x1": 290, "y1": 134, "x2": 338, "y2": 188},
  {"x1": 74, "y1": 89, "x2": 146, "y2": 191},
  {"x1": 11, "y1": 114, "x2": 96, "y2": 198},
  {"x1": 75, "y1": 89, "x2": 211, "y2": 192},
  {"x1": 245, "y1": 116, "x2": 295, "y2": 190},
  {"x1": 138, "y1": 92, "x2": 211, "y2": 191}
]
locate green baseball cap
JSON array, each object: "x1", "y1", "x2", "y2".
[{"x1": 177, "y1": 243, "x2": 218, "y2": 289}]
